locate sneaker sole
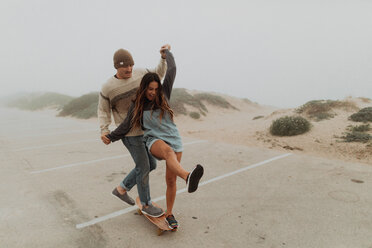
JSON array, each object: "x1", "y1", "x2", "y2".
[
  {"x1": 167, "y1": 223, "x2": 179, "y2": 229},
  {"x1": 141, "y1": 210, "x2": 165, "y2": 218},
  {"x1": 188, "y1": 164, "x2": 204, "y2": 193}
]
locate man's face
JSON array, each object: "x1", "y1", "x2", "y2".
[{"x1": 117, "y1": 65, "x2": 133, "y2": 79}]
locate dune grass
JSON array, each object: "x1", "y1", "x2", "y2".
[
  {"x1": 6, "y1": 92, "x2": 73, "y2": 110},
  {"x1": 253, "y1": 115, "x2": 264, "y2": 120},
  {"x1": 341, "y1": 124, "x2": 372, "y2": 143},
  {"x1": 347, "y1": 124, "x2": 371, "y2": 132},
  {"x1": 341, "y1": 131, "x2": 372, "y2": 143},
  {"x1": 7, "y1": 88, "x2": 239, "y2": 120},
  {"x1": 58, "y1": 92, "x2": 99, "y2": 119},
  {"x1": 296, "y1": 100, "x2": 357, "y2": 121},
  {"x1": 170, "y1": 88, "x2": 237, "y2": 116}
]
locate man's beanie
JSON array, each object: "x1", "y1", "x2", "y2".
[{"x1": 113, "y1": 49, "x2": 134, "y2": 69}]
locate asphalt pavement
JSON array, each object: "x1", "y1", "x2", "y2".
[{"x1": 1, "y1": 107, "x2": 371, "y2": 248}]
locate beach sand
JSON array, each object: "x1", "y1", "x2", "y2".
[{"x1": 175, "y1": 94, "x2": 372, "y2": 165}]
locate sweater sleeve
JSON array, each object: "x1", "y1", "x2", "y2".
[
  {"x1": 162, "y1": 50, "x2": 176, "y2": 100},
  {"x1": 147, "y1": 58, "x2": 167, "y2": 80},
  {"x1": 97, "y1": 91, "x2": 111, "y2": 134},
  {"x1": 106, "y1": 102, "x2": 135, "y2": 142}
]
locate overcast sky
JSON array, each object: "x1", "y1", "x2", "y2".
[{"x1": 1, "y1": 0, "x2": 371, "y2": 107}]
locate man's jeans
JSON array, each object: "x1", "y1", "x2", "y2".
[{"x1": 120, "y1": 135, "x2": 156, "y2": 205}]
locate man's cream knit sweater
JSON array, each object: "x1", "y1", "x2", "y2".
[{"x1": 98, "y1": 59, "x2": 167, "y2": 136}]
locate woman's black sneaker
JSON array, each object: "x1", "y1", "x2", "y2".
[
  {"x1": 187, "y1": 164, "x2": 204, "y2": 193},
  {"x1": 166, "y1": 214, "x2": 178, "y2": 229}
]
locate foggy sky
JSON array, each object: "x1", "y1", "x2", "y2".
[{"x1": 1, "y1": 0, "x2": 371, "y2": 107}]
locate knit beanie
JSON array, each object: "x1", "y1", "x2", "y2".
[{"x1": 113, "y1": 49, "x2": 134, "y2": 69}]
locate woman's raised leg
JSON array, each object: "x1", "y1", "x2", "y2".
[
  {"x1": 151, "y1": 139, "x2": 204, "y2": 195},
  {"x1": 150, "y1": 140, "x2": 188, "y2": 181}
]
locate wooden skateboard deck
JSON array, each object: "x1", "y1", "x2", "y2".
[{"x1": 136, "y1": 197, "x2": 176, "y2": 236}]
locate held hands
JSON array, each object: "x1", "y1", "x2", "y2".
[
  {"x1": 101, "y1": 132, "x2": 111, "y2": 145},
  {"x1": 160, "y1": 44, "x2": 171, "y2": 59}
]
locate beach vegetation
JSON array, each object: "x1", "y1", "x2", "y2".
[
  {"x1": 349, "y1": 107, "x2": 372, "y2": 122},
  {"x1": 270, "y1": 116, "x2": 311, "y2": 136},
  {"x1": 296, "y1": 100, "x2": 357, "y2": 121},
  {"x1": 58, "y1": 92, "x2": 98, "y2": 119},
  {"x1": 169, "y1": 88, "x2": 237, "y2": 116},
  {"x1": 6, "y1": 92, "x2": 73, "y2": 111},
  {"x1": 189, "y1": 112, "x2": 201, "y2": 119},
  {"x1": 341, "y1": 131, "x2": 371, "y2": 143},
  {"x1": 253, "y1": 115, "x2": 264, "y2": 120},
  {"x1": 342, "y1": 123, "x2": 372, "y2": 143}
]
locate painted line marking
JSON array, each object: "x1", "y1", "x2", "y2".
[
  {"x1": 76, "y1": 153, "x2": 292, "y2": 229},
  {"x1": 30, "y1": 154, "x2": 131, "y2": 174},
  {"x1": 14, "y1": 139, "x2": 100, "y2": 152},
  {"x1": 5, "y1": 124, "x2": 94, "y2": 132},
  {"x1": 13, "y1": 128, "x2": 98, "y2": 139},
  {"x1": 30, "y1": 140, "x2": 207, "y2": 174}
]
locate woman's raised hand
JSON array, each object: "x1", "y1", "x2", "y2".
[{"x1": 160, "y1": 44, "x2": 171, "y2": 58}]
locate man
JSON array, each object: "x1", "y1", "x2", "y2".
[{"x1": 98, "y1": 45, "x2": 170, "y2": 217}]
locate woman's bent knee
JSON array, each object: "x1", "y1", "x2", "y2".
[{"x1": 163, "y1": 148, "x2": 176, "y2": 160}]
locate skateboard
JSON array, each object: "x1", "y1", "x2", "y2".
[{"x1": 136, "y1": 197, "x2": 177, "y2": 236}]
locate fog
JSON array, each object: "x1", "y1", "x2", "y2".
[{"x1": 1, "y1": 0, "x2": 371, "y2": 107}]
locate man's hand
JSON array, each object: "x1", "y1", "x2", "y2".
[
  {"x1": 101, "y1": 132, "x2": 111, "y2": 145},
  {"x1": 160, "y1": 44, "x2": 171, "y2": 59}
]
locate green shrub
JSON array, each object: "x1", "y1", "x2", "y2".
[
  {"x1": 349, "y1": 107, "x2": 372, "y2": 122},
  {"x1": 189, "y1": 112, "x2": 200, "y2": 119},
  {"x1": 58, "y1": 92, "x2": 99, "y2": 119},
  {"x1": 270, "y1": 116, "x2": 311, "y2": 136}
]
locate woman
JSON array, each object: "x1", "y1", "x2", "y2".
[{"x1": 105, "y1": 48, "x2": 204, "y2": 229}]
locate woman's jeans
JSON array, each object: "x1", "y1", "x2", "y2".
[{"x1": 120, "y1": 135, "x2": 156, "y2": 205}]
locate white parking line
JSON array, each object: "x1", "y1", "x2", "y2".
[
  {"x1": 6, "y1": 124, "x2": 95, "y2": 132},
  {"x1": 30, "y1": 140, "x2": 207, "y2": 174},
  {"x1": 14, "y1": 139, "x2": 100, "y2": 151},
  {"x1": 75, "y1": 153, "x2": 292, "y2": 229},
  {"x1": 30, "y1": 154, "x2": 131, "y2": 174},
  {"x1": 13, "y1": 128, "x2": 98, "y2": 139}
]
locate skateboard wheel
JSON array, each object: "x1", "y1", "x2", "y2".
[
  {"x1": 137, "y1": 209, "x2": 143, "y2": 215},
  {"x1": 157, "y1": 228, "x2": 164, "y2": 236}
]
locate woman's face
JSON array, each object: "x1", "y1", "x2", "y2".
[{"x1": 145, "y1": 81, "x2": 159, "y2": 101}]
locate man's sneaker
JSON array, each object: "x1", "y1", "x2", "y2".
[
  {"x1": 166, "y1": 214, "x2": 179, "y2": 229},
  {"x1": 187, "y1": 164, "x2": 204, "y2": 193},
  {"x1": 141, "y1": 204, "x2": 164, "y2": 218},
  {"x1": 112, "y1": 188, "x2": 135, "y2": 206}
]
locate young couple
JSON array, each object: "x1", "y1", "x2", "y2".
[{"x1": 98, "y1": 45, "x2": 204, "y2": 229}]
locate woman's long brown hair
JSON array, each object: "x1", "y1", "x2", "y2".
[{"x1": 131, "y1": 72, "x2": 174, "y2": 128}]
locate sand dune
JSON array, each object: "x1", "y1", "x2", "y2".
[
  {"x1": 176, "y1": 94, "x2": 372, "y2": 165},
  {"x1": 13, "y1": 91, "x2": 371, "y2": 165}
]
